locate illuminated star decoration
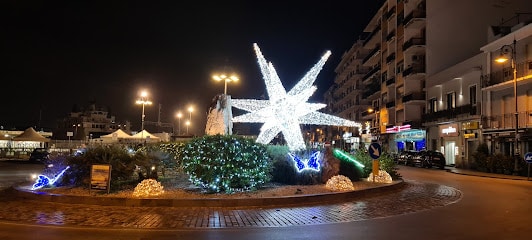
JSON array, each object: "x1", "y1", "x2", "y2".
[
  {"x1": 289, "y1": 151, "x2": 321, "y2": 172},
  {"x1": 231, "y1": 43, "x2": 361, "y2": 151},
  {"x1": 31, "y1": 166, "x2": 70, "y2": 190}
]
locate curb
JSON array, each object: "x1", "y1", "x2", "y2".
[{"x1": 9, "y1": 180, "x2": 405, "y2": 208}]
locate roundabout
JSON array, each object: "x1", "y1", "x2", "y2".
[{"x1": 0, "y1": 180, "x2": 461, "y2": 229}]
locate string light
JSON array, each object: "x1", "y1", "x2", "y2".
[{"x1": 232, "y1": 43, "x2": 361, "y2": 151}]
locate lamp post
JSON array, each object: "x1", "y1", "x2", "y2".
[
  {"x1": 212, "y1": 74, "x2": 239, "y2": 95},
  {"x1": 176, "y1": 112, "x2": 182, "y2": 135},
  {"x1": 73, "y1": 123, "x2": 80, "y2": 139},
  {"x1": 185, "y1": 120, "x2": 191, "y2": 135},
  {"x1": 495, "y1": 39, "x2": 519, "y2": 174},
  {"x1": 368, "y1": 107, "x2": 380, "y2": 141},
  {"x1": 135, "y1": 90, "x2": 152, "y2": 139}
]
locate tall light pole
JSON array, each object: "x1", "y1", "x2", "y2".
[
  {"x1": 212, "y1": 74, "x2": 239, "y2": 95},
  {"x1": 368, "y1": 107, "x2": 380, "y2": 142},
  {"x1": 135, "y1": 90, "x2": 152, "y2": 138},
  {"x1": 176, "y1": 112, "x2": 182, "y2": 135},
  {"x1": 495, "y1": 39, "x2": 519, "y2": 174}
]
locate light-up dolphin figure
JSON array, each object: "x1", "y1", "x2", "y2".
[{"x1": 31, "y1": 166, "x2": 71, "y2": 190}]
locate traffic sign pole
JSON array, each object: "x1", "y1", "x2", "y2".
[{"x1": 368, "y1": 143, "x2": 382, "y2": 182}]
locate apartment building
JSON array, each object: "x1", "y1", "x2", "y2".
[
  {"x1": 328, "y1": 0, "x2": 531, "y2": 166},
  {"x1": 480, "y1": 21, "x2": 532, "y2": 164}
]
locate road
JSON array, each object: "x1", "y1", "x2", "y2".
[{"x1": 0, "y1": 161, "x2": 530, "y2": 240}]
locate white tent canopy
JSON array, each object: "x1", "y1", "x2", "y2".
[
  {"x1": 130, "y1": 130, "x2": 160, "y2": 140},
  {"x1": 100, "y1": 129, "x2": 132, "y2": 139}
]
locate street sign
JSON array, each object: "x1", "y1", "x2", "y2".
[
  {"x1": 368, "y1": 142, "x2": 382, "y2": 160},
  {"x1": 525, "y1": 152, "x2": 532, "y2": 163}
]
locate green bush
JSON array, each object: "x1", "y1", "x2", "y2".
[
  {"x1": 352, "y1": 149, "x2": 401, "y2": 180},
  {"x1": 472, "y1": 142, "x2": 489, "y2": 170},
  {"x1": 64, "y1": 145, "x2": 137, "y2": 189},
  {"x1": 136, "y1": 142, "x2": 186, "y2": 179},
  {"x1": 182, "y1": 134, "x2": 273, "y2": 193}
]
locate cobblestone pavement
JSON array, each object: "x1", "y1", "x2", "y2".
[{"x1": 0, "y1": 180, "x2": 461, "y2": 229}]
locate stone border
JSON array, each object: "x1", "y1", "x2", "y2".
[{"x1": 9, "y1": 180, "x2": 405, "y2": 208}]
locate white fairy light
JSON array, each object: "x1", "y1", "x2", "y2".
[{"x1": 232, "y1": 43, "x2": 361, "y2": 151}]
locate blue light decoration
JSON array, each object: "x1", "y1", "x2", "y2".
[
  {"x1": 288, "y1": 151, "x2": 321, "y2": 172},
  {"x1": 31, "y1": 166, "x2": 70, "y2": 190}
]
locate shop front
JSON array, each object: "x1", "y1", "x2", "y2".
[{"x1": 392, "y1": 128, "x2": 426, "y2": 153}]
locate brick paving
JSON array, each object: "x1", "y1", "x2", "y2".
[{"x1": 0, "y1": 180, "x2": 461, "y2": 229}]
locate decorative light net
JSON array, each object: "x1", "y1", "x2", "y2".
[
  {"x1": 133, "y1": 179, "x2": 165, "y2": 197},
  {"x1": 325, "y1": 175, "x2": 355, "y2": 191},
  {"x1": 367, "y1": 170, "x2": 393, "y2": 183}
]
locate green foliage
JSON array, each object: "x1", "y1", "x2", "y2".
[
  {"x1": 136, "y1": 142, "x2": 186, "y2": 178},
  {"x1": 64, "y1": 145, "x2": 137, "y2": 189},
  {"x1": 352, "y1": 149, "x2": 401, "y2": 180},
  {"x1": 182, "y1": 134, "x2": 273, "y2": 193},
  {"x1": 472, "y1": 142, "x2": 489, "y2": 170}
]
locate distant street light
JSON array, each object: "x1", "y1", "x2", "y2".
[
  {"x1": 185, "y1": 120, "x2": 191, "y2": 135},
  {"x1": 188, "y1": 106, "x2": 194, "y2": 121},
  {"x1": 135, "y1": 90, "x2": 152, "y2": 140},
  {"x1": 73, "y1": 123, "x2": 81, "y2": 139},
  {"x1": 176, "y1": 112, "x2": 183, "y2": 135},
  {"x1": 495, "y1": 39, "x2": 519, "y2": 174},
  {"x1": 212, "y1": 73, "x2": 239, "y2": 95}
]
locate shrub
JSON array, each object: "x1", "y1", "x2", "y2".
[
  {"x1": 352, "y1": 149, "x2": 401, "y2": 180},
  {"x1": 182, "y1": 134, "x2": 272, "y2": 193},
  {"x1": 64, "y1": 145, "x2": 137, "y2": 189}
]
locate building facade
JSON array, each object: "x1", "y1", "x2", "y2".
[{"x1": 328, "y1": 0, "x2": 532, "y2": 169}]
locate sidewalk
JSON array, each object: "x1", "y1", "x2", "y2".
[{"x1": 446, "y1": 166, "x2": 531, "y2": 181}]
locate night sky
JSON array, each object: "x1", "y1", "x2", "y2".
[{"x1": 1, "y1": 0, "x2": 382, "y2": 134}]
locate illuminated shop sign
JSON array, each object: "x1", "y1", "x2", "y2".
[
  {"x1": 393, "y1": 130, "x2": 426, "y2": 142},
  {"x1": 462, "y1": 121, "x2": 479, "y2": 130},
  {"x1": 386, "y1": 124, "x2": 411, "y2": 133},
  {"x1": 439, "y1": 123, "x2": 459, "y2": 137}
]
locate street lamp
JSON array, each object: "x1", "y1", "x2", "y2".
[
  {"x1": 212, "y1": 74, "x2": 239, "y2": 95},
  {"x1": 73, "y1": 123, "x2": 81, "y2": 139},
  {"x1": 176, "y1": 112, "x2": 182, "y2": 135},
  {"x1": 367, "y1": 108, "x2": 380, "y2": 134},
  {"x1": 495, "y1": 39, "x2": 519, "y2": 174},
  {"x1": 135, "y1": 90, "x2": 152, "y2": 133},
  {"x1": 185, "y1": 120, "x2": 191, "y2": 135}
]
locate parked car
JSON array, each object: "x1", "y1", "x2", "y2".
[
  {"x1": 395, "y1": 150, "x2": 419, "y2": 166},
  {"x1": 29, "y1": 148, "x2": 49, "y2": 163},
  {"x1": 417, "y1": 150, "x2": 446, "y2": 169}
]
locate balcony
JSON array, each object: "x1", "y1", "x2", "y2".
[
  {"x1": 362, "y1": 65, "x2": 381, "y2": 82},
  {"x1": 363, "y1": 25, "x2": 381, "y2": 47},
  {"x1": 386, "y1": 77, "x2": 395, "y2": 86},
  {"x1": 403, "y1": 64, "x2": 425, "y2": 78},
  {"x1": 422, "y1": 104, "x2": 479, "y2": 122},
  {"x1": 386, "y1": 30, "x2": 396, "y2": 42},
  {"x1": 386, "y1": 6, "x2": 396, "y2": 19},
  {"x1": 402, "y1": 92, "x2": 425, "y2": 104},
  {"x1": 481, "y1": 60, "x2": 531, "y2": 88},
  {"x1": 403, "y1": 37, "x2": 426, "y2": 52},
  {"x1": 386, "y1": 53, "x2": 396, "y2": 64},
  {"x1": 403, "y1": 10, "x2": 426, "y2": 28},
  {"x1": 362, "y1": 46, "x2": 380, "y2": 65},
  {"x1": 482, "y1": 110, "x2": 532, "y2": 130}
]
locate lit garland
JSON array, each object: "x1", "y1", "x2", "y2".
[
  {"x1": 325, "y1": 175, "x2": 355, "y2": 191},
  {"x1": 288, "y1": 151, "x2": 321, "y2": 172},
  {"x1": 181, "y1": 135, "x2": 272, "y2": 193},
  {"x1": 231, "y1": 43, "x2": 362, "y2": 151},
  {"x1": 367, "y1": 170, "x2": 393, "y2": 183},
  {"x1": 332, "y1": 148, "x2": 365, "y2": 168},
  {"x1": 31, "y1": 166, "x2": 70, "y2": 190},
  {"x1": 133, "y1": 179, "x2": 165, "y2": 197}
]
